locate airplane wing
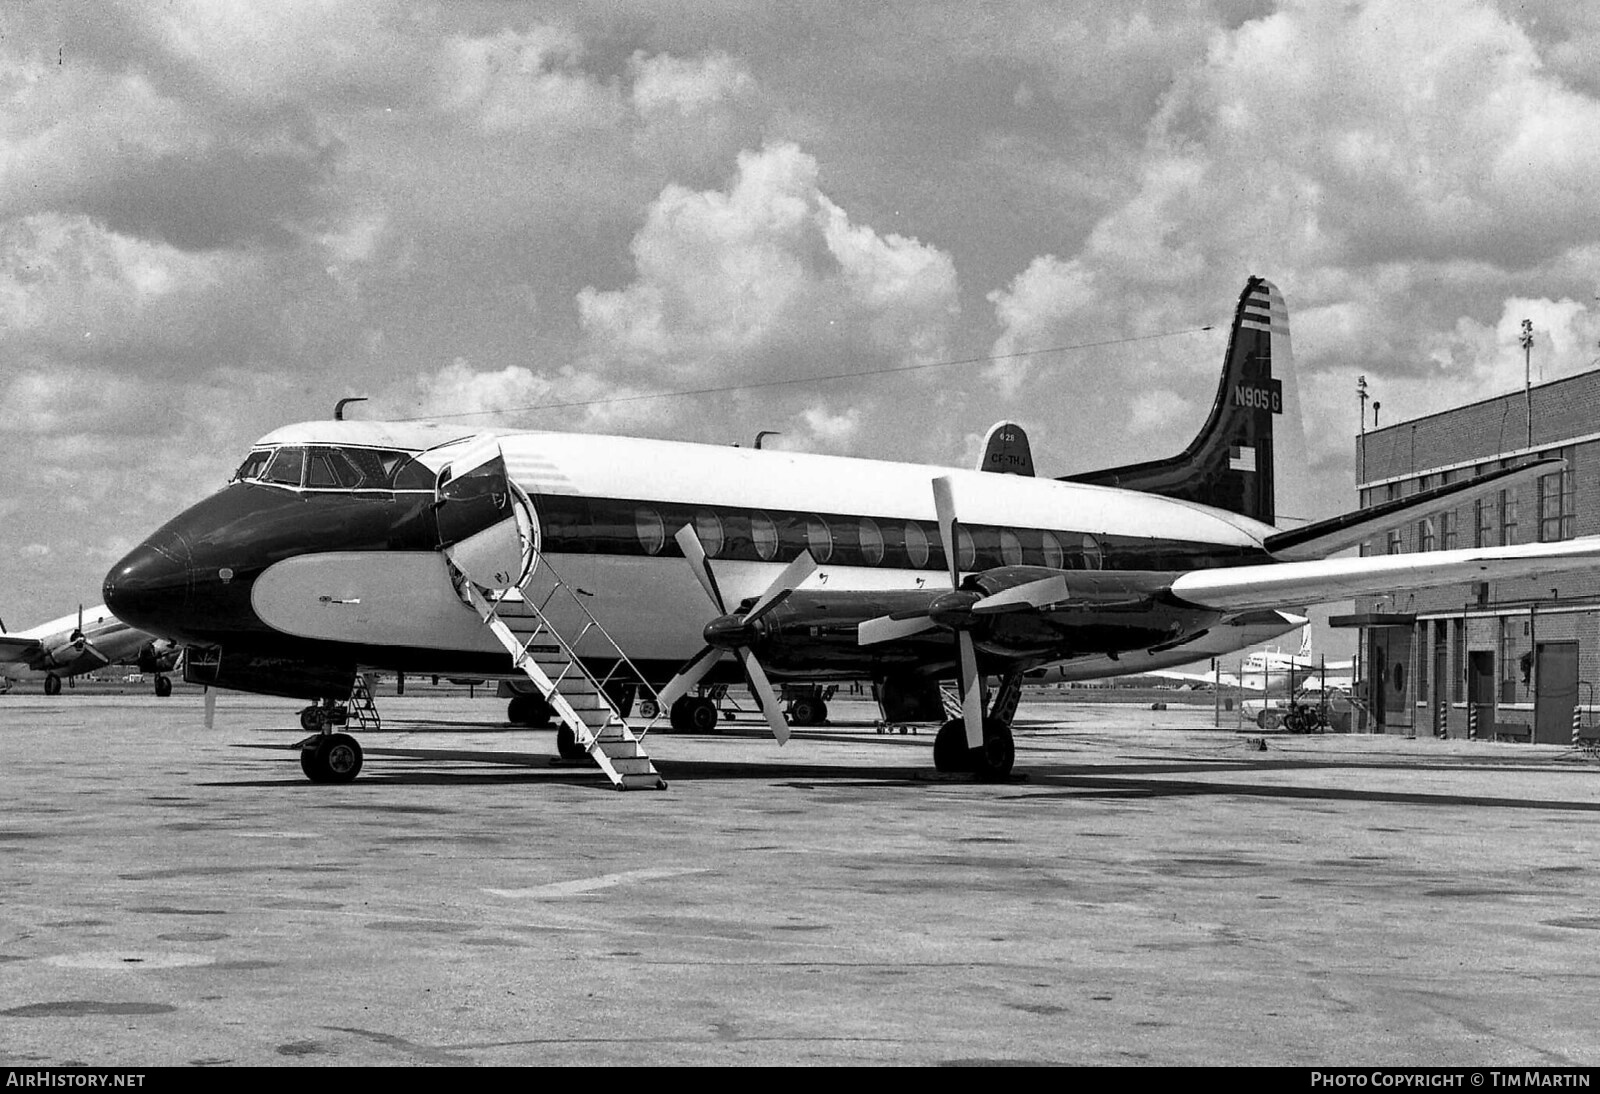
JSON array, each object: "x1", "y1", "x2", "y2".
[
  {"x1": 0, "y1": 634, "x2": 44, "y2": 665},
  {"x1": 1168, "y1": 536, "x2": 1600, "y2": 613},
  {"x1": 1264, "y1": 459, "x2": 1560, "y2": 561}
]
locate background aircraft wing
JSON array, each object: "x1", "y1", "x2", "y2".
[
  {"x1": 1169, "y1": 537, "x2": 1600, "y2": 613},
  {"x1": 0, "y1": 634, "x2": 44, "y2": 663}
]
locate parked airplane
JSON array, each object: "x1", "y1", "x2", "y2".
[
  {"x1": 0, "y1": 604, "x2": 179, "y2": 696},
  {"x1": 103, "y1": 277, "x2": 1600, "y2": 786}
]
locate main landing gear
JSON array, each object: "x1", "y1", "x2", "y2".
[
  {"x1": 44, "y1": 673, "x2": 62, "y2": 696},
  {"x1": 669, "y1": 694, "x2": 721, "y2": 733},
  {"x1": 153, "y1": 674, "x2": 172, "y2": 697},
  {"x1": 931, "y1": 671, "x2": 1025, "y2": 781}
]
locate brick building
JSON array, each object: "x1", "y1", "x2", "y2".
[{"x1": 1346, "y1": 368, "x2": 1600, "y2": 743}]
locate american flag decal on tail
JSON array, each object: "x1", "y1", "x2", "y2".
[{"x1": 1229, "y1": 445, "x2": 1257, "y2": 472}]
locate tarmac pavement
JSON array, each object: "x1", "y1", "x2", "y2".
[{"x1": 3, "y1": 689, "x2": 1600, "y2": 1066}]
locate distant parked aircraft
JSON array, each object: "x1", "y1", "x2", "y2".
[{"x1": 0, "y1": 604, "x2": 179, "y2": 696}]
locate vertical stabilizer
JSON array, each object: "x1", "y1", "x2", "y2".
[
  {"x1": 976, "y1": 421, "x2": 1035, "y2": 475},
  {"x1": 1064, "y1": 277, "x2": 1307, "y2": 528}
]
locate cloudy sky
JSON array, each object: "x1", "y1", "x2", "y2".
[{"x1": 3, "y1": 0, "x2": 1600, "y2": 638}]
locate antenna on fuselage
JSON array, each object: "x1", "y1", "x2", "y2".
[
  {"x1": 334, "y1": 397, "x2": 368, "y2": 421},
  {"x1": 754, "y1": 431, "x2": 781, "y2": 449}
]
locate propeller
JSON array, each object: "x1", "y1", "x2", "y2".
[
  {"x1": 857, "y1": 477, "x2": 986, "y2": 749},
  {"x1": 656, "y1": 526, "x2": 816, "y2": 744}
]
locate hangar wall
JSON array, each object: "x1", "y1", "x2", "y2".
[{"x1": 1351, "y1": 367, "x2": 1600, "y2": 743}]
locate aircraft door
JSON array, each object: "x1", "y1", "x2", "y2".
[{"x1": 434, "y1": 436, "x2": 538, "y2": 591}]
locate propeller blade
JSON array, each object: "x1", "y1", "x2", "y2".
[
  {"x1": 675, "y1": 524, "x2": 726, "y2": 613},
  {"x1": 957, "y1": 631, "x2": 984, "y2": 749},
  {"x1": 743, "y1": 550, "x2": 817, "y2": 622},
  {"x1": 971, "y1": 574, "x2": 1073, "y2": 614},
  {"x1": 932, "y1": 477, "x2": 960, "y2": 587},
  {"x1": 71, "y1": 603, "x2": 85, "y2": 642},
  {"x1": 858, "y1": 613, "x2": 938, "y2": 646},
  {"x1": 739, "y1": 649, "x2": 791, "y2": 746},
  {"x1": 203, "y1": 687, "x2": 216, "y2": 731},
  {"x1": 656, "y1": 644, "x2": 723, "y2": 709}
]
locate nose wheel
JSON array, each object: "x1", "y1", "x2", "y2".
[{"x1": 300, "y1": 733, "x2": 364, "y2": 784}]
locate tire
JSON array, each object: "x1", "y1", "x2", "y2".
[
  {"x1": 933, "y1": 719, "x2": 973, "y2": 773},
  {"x1": 300, "y1": 706, "x2": 323, "y2": 733},
  {"x1": 301, "y1": 733, "x2": 363, "y2": 784},
  {"x1": 790, "y1": 696, "x2": 827, "y2": 726},
  {"x1": 153, "y1": 675, "x2": 173, "y2": 698},
  {"x1": 44, "y1": 674, "x2": 61, "y2": 696},
  {"x1": 971, "y1": 719, "x2": 1015, "y2": 782},
  {"x1": 688, "y1": 697, "x2": 720, "y2": 733},
  {"x1": 638, "y1": 699, "x2": 659, "y2": 719},
  {"x1": 1256, "y1": 709, "x2": 1282, "y2": 731},
  {"x1": 556, "y1": 724, "x2": 587, "y2": 760},
  {"x1": 508, "y1": 693, "x2": 553, "y2": 728}
]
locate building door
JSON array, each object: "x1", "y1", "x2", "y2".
[
  {"x1": 1467, "y1": 651, "x2": 1495, "y2": 740},
  {"x1": 1534, "y1": 641, "x2": 1579, "y2": 744}
]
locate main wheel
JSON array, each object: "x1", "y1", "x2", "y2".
[
  {"x1": 688, "y1": 696, "x2": 720, "y2": 733},
  {"x1": 301, "y1": 733, "x2": 363, "y2": 784},
  {"x1": 153, "y1": 675, "x2": 173, "y2": 698},
  {"x1": 971, "y1": 720, "x2": 1015, "y2": 782},
  {"x1": 556, "y1": 724, "x2": 587, "y2": 760},
  {"x1": 44, "y1": 674, "x2": 61, "y2": 696},
  {"x1": 508, "y1": 693, "x2": 553, "y2": 727},
  {"x1": 933, "y1": 718, "x2": 974, "y2": 773},
  {"x1": 790, "y1": 696, "x2": 827, "y2": 726},
  {"x1": 1256, "y1": 709, "x2": 1282, "y2": 730}
]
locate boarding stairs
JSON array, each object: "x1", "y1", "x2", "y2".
[
  {"x1": 453, "y1": 562, "x2": 667, "y2": 791},
  {"x1": 349, "y1": 674, "x2": 382, "y2": 732}
]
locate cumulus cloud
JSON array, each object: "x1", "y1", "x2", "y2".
[{"x1": 578, "y1": 142, "x2": 959, "y2": 380}]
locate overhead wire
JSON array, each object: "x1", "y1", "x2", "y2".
[{"x1": 391, "y1": 323, "x2": 1215, "y2": 423}]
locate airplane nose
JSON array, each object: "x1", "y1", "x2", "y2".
[{"x1": 104, "y1": 533, "x2": 192, "y2": 633}]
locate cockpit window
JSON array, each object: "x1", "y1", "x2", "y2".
[
  {"x1": 262, "y1": 447, "x2": 307, "y2": 486},
  {"x1": 232, "y1": 449, "x2": 273, "y2": 482},
  {"x1": 391, "y1": 457, "x2": 436, "y2": 491}
]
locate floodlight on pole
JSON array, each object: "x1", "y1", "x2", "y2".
[{"x1": 1521, "y1": 319, "x2": 1534, "y2": 449}]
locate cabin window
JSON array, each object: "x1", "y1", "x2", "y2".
[
  {"x1": 957, "y1": 527, "x2": 976, "y2": 571},
  {"x1": 1041, "y1": 531, "x2": 1064, "y2": 569},
  {"x1": 751, "y1": 512, "x2": 779, "y2": 561},
  {"x1": 904, "y1": 521, "x2": 930, "y2": 567},
  {"x1": 805, "y1": 517, "x2": 834, "y2": 563},
  {"x1": 635, "y1": 508, "x2": 666, "y2": 555},
  {"x1": 1080, "y1": 533, "x2": 1103, "y2": 570},
  {"x1": 263, "y1": 446, "x2": 306, "y2": 487},
  {"x1": 1000, "y1": 530, "x2": 1023, "y2": 567},
  {"x1": 858, "y1": 518, "x2": 885, "y2": 565},
  {"x1": 232, "y1": 449, "x2": 273, "y2": 482},
  {"x1": 694, "y1": 511, "x2": 725, "y2": 557}
]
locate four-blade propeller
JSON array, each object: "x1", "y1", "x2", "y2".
[
  {"x1": 857, "y1": 477, "x2": 986, "y2": 750},
  {"x1": 656, "y1": 526, "x2": 816, "y2": 744}
]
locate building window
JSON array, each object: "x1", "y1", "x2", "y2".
[
  {"x1": 1499, "y1": 489, "x2": 1518, "y2": 546},
  {"x1": 1537, "y1": 448, "x2": 1576, "y2": 542},
  {"x1": 1386, "y1": 528, "x2": 1404, "y2": 555},
  {"x1": 1417, "y1": 518, "x2": 1436, "y2": 552},
  {"x1": 1440, "y1": 510, "x2": 1457, "y2": 550},
  {"x1": 1474, "y1": 498, "x2": 1494, "y2": 548}
]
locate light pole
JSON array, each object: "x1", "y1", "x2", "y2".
[{"x1": 1521, "y1": 318, "x2": 1534, "y2": 449}]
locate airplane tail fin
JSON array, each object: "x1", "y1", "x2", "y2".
[
  {"x1": 1297, "y1": 626, "x2": 1312, "y2": 660},
  {"x1": 1062, "y1": 277, "x2": 1305, "y2": 527}
]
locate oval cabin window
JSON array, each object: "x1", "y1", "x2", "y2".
[
  {"x1": 904, "y1": 521, "x2": 930, "y2": 567},
  {"x1": 635, "y1": 508, "x2": 666, "y2": 555},
  {"x1": 751, "y1": 512, "x2": 779, "y2": 561},
  {"x1": 1041, "y1": 531, "x2": 1064, "y2": 569},
  {"x1": 957, "y1": 527, "x2": 976, "y2": 571},
  {"x1": 1000, "y1": 530, "x2": 1023, "y2": 567},
  {"x1": 1080, "y1": 533, "x2": 1103, "y2": 570},
  {"x1": 859, "y1": 518, "x2": 885, "y2": 565},
  {"x1": 805, "y1": 518, "x2": 833, "y2": 563},
  {"x1": 694, "y1": 511, "x2": 725, "y2": 557}
]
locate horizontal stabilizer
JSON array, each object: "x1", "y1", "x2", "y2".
[
  {"x1": 1170, "y1": 535, "x2": 1600, "y2": 613},
  {"x1": 1265, "y1": 458, "x2": 1562, "y2": 561}
]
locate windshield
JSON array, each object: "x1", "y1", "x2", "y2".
[{"x1": 232, "y1": 445, "x2": 434, "y2": 491}]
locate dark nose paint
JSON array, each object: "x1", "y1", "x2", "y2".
[{"x1": 104, "y1": 531, "x2": 192, "y2": 635}]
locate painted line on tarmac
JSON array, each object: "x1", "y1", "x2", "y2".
[{"x1": 485, "y1": 866, "x2": 707, "y2": 899}]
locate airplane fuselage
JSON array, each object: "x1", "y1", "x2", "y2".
[{"x1": 105, "y1": 425, "x2": 1283, "y2": 694}]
